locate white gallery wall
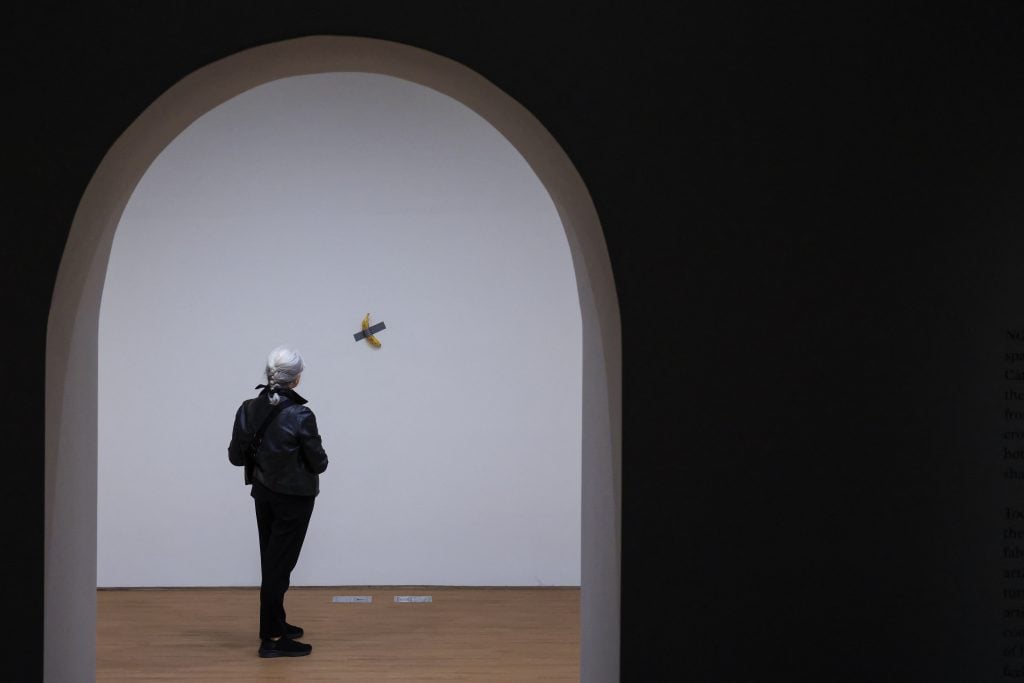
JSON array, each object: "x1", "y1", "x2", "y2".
[{"x1": 97, "y1": 73, "x2": 582, "y2": 587}]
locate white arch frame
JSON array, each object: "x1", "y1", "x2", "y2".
[{"x1": 45, "y1": 36, "x2": 620, "y2": 681}]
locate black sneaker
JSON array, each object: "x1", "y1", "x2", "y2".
[
  {"x1": 258, "y1": 637, "x2": 312, "y2": 658},
  {"x1": 284, "y1": 622, "x2": 304, "y2": 639}
]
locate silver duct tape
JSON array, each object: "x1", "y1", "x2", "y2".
[{"x1": 353, "y1": 321, "x2": 387, "y2": 341}]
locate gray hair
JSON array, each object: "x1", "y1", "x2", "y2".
[{"x1": 265, "y1": 346, "x2": 304, "y2": 405}]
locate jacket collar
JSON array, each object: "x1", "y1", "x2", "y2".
[{"x1": 254, "y1": 384, "x2": 309, "y2": 405}]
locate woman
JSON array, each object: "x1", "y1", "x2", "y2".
[{"x1": 228, "y1": 346, "x2": 329, "y2": 658}]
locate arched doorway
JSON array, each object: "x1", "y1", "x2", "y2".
[{"x1": 46, "y1": 36, "x2": 620, "y2": 681}]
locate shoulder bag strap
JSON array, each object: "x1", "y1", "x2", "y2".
[
  {"x1": 253, "y1": 399, "x2": 290, "y2": 444},
  {"x1": 247, "y1": 398, "x2": 292, "y2": 467}
]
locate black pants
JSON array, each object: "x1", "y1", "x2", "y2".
[{"x1": 252, "y1": 480, "x2": 315, "y2": 639}]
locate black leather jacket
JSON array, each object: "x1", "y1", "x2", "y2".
[{"x1": 228, "y1": 386, "x2": 328, "y2": 497}]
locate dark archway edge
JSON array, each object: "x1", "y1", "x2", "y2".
[{"x1": 45, "y1": 36, "x2": 620, "y2": 681}]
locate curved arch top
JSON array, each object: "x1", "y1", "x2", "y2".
[{"x1": 46, "y1": 36, "x2": 620, "y2": 681}]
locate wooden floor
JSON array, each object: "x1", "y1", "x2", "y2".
[{"x1": 97, "y1": 587, "x2": 580, "y2": 681}]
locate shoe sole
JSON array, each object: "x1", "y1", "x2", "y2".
[{"x1": 258, "y1": 649, "x2": 311, "y2": 658}]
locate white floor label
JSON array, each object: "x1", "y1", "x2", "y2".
[{"x1": 394, "y1": 595, "x2": 432, "y2": 603}]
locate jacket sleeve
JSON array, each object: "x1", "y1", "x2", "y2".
[
  {"x1": 227, "y1": 403, "x2": 248, "y2": 467},
  {"x1": 297, "y1": 407, "x2": 329, "y2": 474}
]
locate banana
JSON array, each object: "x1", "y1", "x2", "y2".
[{"x1": 362, "y1": 312, "x2": 382, "y2": 348}]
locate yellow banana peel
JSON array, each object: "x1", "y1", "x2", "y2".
[{"x1": 362, "y1": 312, "x2": 382, "y2": 348}]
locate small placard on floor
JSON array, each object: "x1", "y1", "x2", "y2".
[
  {"x1": 394, "y1": 595, "x2": 432, "y2": 603},
  {"x1": 332, "y1": 595, "x2": 373, "y2": 603}
]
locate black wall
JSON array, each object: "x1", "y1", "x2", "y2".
[{"x1": 7, "y1": 4, "x2": 1024, "y2": 681}]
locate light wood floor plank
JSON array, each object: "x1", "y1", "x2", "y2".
[{"x1": 97, "y1": 587, "x2": 580, "y2": 681}]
